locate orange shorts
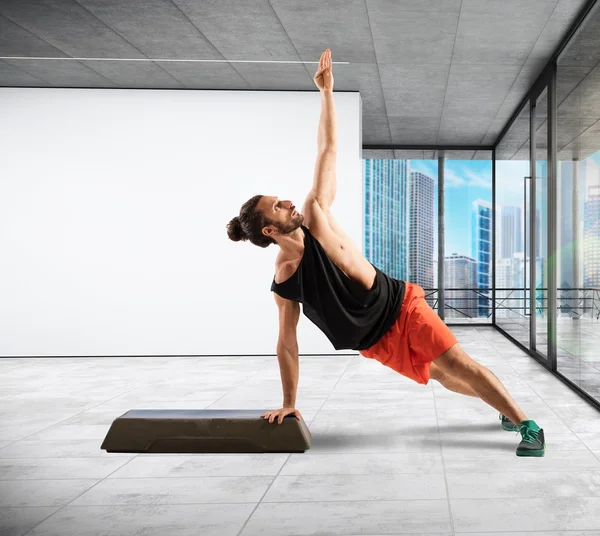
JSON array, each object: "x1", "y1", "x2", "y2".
[{"x1": 359, "y1": 282, "x2": 458, "y2": 385}]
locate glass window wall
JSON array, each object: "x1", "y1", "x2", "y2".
[{"x1": 555, "y1": 0, "x2": 600, "y2": 400}]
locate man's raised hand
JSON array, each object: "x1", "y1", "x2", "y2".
[{"x1": 313, "y1": 48, "x2": 334, "y2": 92}]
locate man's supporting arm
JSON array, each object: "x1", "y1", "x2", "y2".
[{"x1": 275, "y1": 294, "x2": 301, "y2": 408}]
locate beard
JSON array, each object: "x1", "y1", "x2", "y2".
[{"x1": 273, "y1": 213, "x2": 304, "y2": 235}]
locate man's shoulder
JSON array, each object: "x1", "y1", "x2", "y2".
[{"x1": 273, "y1": 252, "x2": 302, "y2": 285}]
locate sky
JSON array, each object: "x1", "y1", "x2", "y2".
[
  {"x1": 406, "y1": 150, "x2": 600, "y2": 260},
  {"x1": 409, "y1": 159, "x2": 492, "y2": 258}
]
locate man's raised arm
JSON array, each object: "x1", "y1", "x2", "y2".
[{"x1": 309, "y1": 49, "x2": 337, "y2": 211}]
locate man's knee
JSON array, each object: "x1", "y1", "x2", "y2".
[
  {"x1": 434, "y1": 343, "x2": 478, "y2": 377},
  {"x1": 429, "y1": 361, "x2": 445, "y2": 382}
]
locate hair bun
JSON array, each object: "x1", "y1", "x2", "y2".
[{"x1": 227, "y1": 216, "x2": 247, "y2": 242}]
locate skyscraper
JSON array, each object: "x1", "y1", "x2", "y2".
[
  {"x1": 584, "y1": 183, "x2": 600, "y2": 287},
  {"x1": 444, "y1": 254, "x2": 477, "y2": 319},
  {"x1": 409, "y1": 171, "x2": 434, "y2": 288},
  {"x1": 472, "y1": 199, "x2": 492, "y2": 317},
  {"x1": 500, "y1": 205, "x2": 522, "y2": 260},
  {"x1": 524, "y1": 208, "x2": 542, "y2": 259},
  {"x1": 364, "y1": 159, "x2": 408, "y2": 280},
  {"x1": 558, "y1": 161, "x2": 576, "y2": 289}
]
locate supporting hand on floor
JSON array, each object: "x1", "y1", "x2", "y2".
[{"x1": 261, "y1": 407, "x2": 302, "y2": 424}]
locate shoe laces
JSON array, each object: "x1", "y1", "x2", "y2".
[{"x1": 517, "y1": 424, "x2": 539, "y2": 443}]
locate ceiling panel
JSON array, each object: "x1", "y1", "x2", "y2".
[
  {"x1": 379, "y1": 64, "x2": 447, "y2": 118},
  {"x1": 0, "y1": 14, "x2": 67, "y2": 57},
  {"x1": 367, "y1": 1, "x2": 458, "y2": 66},
  {"x1": 527, "y1": 0, "x2": 590, "y2": 62},
  {"x1": 388, "y1": 116, "x2": 439, "y2": 145},
  {"x1": 511, "y1": 59, "x2": 548, "y2": 94},
  {"x1": 558, "y1": 120, "x2": 600, "y2": 161},
  {"x1": 370, "y1": 0, "x2": 462, "y2": 12},
  {"x1": 80, "y1": 60, "x2": 184, "y2": 88},
  {"x1": 0, "y1": 59, "x2": 47, "y2": 86},
  {"x1": 475, "y1": 58, "x2": 545, "y2": 145},
  {"x1": 482, "y1": 113, "x2": 519, "y2": 145},
  {"x1": 437, "y1": 113, "x2": 497, "y2": 145},
  {"x1": 443, "y1": 63, "x2": 522, "y2": 117},
  {"x1": 269, "y1": 0, "x2": 375, "y2": 63},
  {"x1": 0, "y1": 0, "x2": 145, "y2": 59},
  {"x1": 557, "y1": 116, "x2": 598, "y2": 153},
  {"x1": 453, "y1": 0, "x2": 557, "y2": 65},
  {"x1": 154, "y1": 61, "x2": 250, "y2": 89},
  {"x1": 331, "y1": 63, "x2": 387, "y2": 118},
  {"x1": 557, "y1": 0, "x2": 600, "y2": 67},
  {"x1": 361, "y1": 113, "x2": 391, "y2": 144},
  {"x1": 3, "y1": 58, "x2": 117, "y2": 87},
  {"x1": 172, "y1": 0, "x2": 300, "y2": 62},
  {"x1": 76, "y1": 0, "x2": 222, "y2": 60},
  {"x1": 232, "y1": 62, "x2": 314, "y2": 90},
  {"x1": 557, "y1": 65, "x2": 595, "y2": 103}
]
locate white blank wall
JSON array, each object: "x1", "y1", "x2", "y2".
[{"x1": 0, "y1": 88, "x2": 362, "y2": 357}]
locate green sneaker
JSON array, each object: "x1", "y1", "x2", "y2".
[
  {"x1": 516, "y1": 420, "x2": 545, "y2": 457},
  {"x1": 499, "y1": 413, "x2": 518, "y2": 431}
]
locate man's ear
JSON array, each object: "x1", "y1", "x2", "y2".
[{"x1": 262, "y1": 225, "x2": 275, "y2": 237}]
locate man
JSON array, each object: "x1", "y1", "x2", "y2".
[{"x1": 226, "y1": 49, "x2": 545, "y2": 457}]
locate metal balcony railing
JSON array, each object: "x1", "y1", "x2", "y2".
[{"x1": 422, "y1": 287, "x2": 600, "y2": 320}]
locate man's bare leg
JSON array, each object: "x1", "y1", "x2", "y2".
[
  {"x1": 431, "y1": 343, "x2": 527, "y2": 425},
  {"x1": 429, "y1": 362, "x2": 479, "y2": 397}
]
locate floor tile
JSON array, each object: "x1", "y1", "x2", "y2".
[
  {"x1": 70, "y1": 477, "x2": 273, "y2": 505},
  {"x1": 447, "y1": 470, "x2": 600, "y2": 498},
  {"x1": 307, "y1": 426, "x2": 441, "y2": 453},
  {"x1": 454, "y1": 532, "x2": 600, "y2": 536},
  {"x1": 107, "y1": 454, "x2": 288, "y2": 478},
  {"x1": 0, "y1": 479, "x2": 98, "y2": 507},
  {"x1": 25, "y1": 504, "x2": 255, "y2": 536},
  {"x1": 263, "y1": 473, "x2": 448, "y2": 502},
  {"x1": 0, "y1": 507, "x2": 59, "y2": 536},
  {"x1": 442, "y1": 447, "x2": 600, "y2": 471},
  {"x1": 0, "y1": 422, "x2": 74, "y2": 441},
  {"x1": 451, "y1": 497, "x2": 600, "y2": 532},
  {"x1": 239, "y1": 500, "x2": 452, "y2": 535},
  {"x1": 578, "y1": 431, "x2": 600, "y2": 450},
  {"x1": 0, "y1": 458, "x2": 132, "y2": 480},
  {"x1": 0, "y1": 440, "x2": 131, "y2": 459},
  {"x1": 280, "y1": 451, "x2": 444, "y2": 475},
  {"x1": 24, "y1": 425, "x2": 110, "y2": 441}
]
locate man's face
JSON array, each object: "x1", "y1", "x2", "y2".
[{"x1": 258, "y1": 196, "x2": 304, "y2": 237}]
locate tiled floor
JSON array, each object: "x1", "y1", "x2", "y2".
[{"x1": 2, "y1": 327, "x2": 600, "y2": 536}]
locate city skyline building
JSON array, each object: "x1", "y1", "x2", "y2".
[
  {"x1": 364, "y1": 159, "x2": 408, "y2": 280},
  {"x1": 584, "y1": 182, "x2": 600, "y2": 287},
  {"x1": 444, "y1": 253, "x2": 477, "y2": 319},
  {"x1": 472, "y1": 199, "x2": 492, "y2": 317},
  {"x1": 500, "y1": 205, "x2": 523, "y2": 259},
  {"x1": 409, "y1": 171, "x2": 435, "y2": 289}
]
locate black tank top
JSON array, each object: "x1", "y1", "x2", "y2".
[{"x1": 270, "y1": 225, "x2": 405, "y2": 351}]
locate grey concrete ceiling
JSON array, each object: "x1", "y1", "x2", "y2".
[
  {"x1": 0, "y1": 0, "x2": 591, "y2": 154},
  {"x1": 496, "y1": 0, "x2": 600, "y2": 161}
]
